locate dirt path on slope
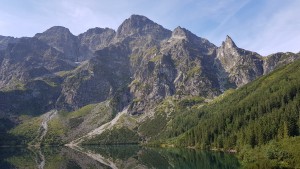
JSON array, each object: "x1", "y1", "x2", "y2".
[
  {"x1": 33, "y1": 110, "x2": 57, "y2": 144},
  {"x1": 37, "y1": 149, "x2": 45, "y2": 169},
  {"x1": 65, "y1": 108, "x2": 129, "y2": 169},
  {"x1": 66, "y1": 107, "x2": 128, "y2": 147}
]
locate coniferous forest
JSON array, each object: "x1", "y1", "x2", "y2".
[{"x1": 154, "y1": 58, "x2": 300, "y2": 168}]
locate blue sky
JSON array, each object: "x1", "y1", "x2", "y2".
[{"x1": 0, "y1": 0, "x2": 299, "y2": 56}]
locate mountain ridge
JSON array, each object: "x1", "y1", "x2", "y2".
[
  {"x1": 0, "y1": 14, "x2": 299, "y2": 148},
  {"x1": 1, "y1": 14, "x2": 299, "y2": 113}
]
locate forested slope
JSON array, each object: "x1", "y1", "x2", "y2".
[
  {"x1": 175, "y1": 58, "x2": 300, "y2": 149},
  {"x1": 158, "y1": 58, "x2": 300, "y2": 168}
]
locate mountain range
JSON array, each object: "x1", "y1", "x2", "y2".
[{"x1": 0, "y1": 15, "x2": 299, "y2": 164}]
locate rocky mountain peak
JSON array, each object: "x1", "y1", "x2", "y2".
[
  {"x1": 223, "y1": 35, "x2": 237, "y2": 49},
  {"x1": 115, "y1": 15, "x2": 171, "y2": 40},
  {"x1": 126, "y1": 14, "x2": 154, "y2": 27},
  {"x1": 0, "y1": 35, "x2": 19, "y2": 50},
  {"x1": 36, "y1": 26, "x2": 72, "y2": 36},
  {"x1": 172, "y1": 26, "x2": 192, "y2": 39},
  {"x1": 34, "y1": 26, "x2": 79, "y2": 62},
  {"x1": 116, "y1": 14, "x2": 153, "y2": 34},
  {"x1": 216, "y1": 35, "x2": 264, "y2": 88},
  {"x1": 129, "y1": 14, "x2": 151, "y2": 22},
  {"x1": 80, "y1": 27, "x2": 115, "y2": 36},
  {"x1": 77, "y1": 27, "x2": 116, "y2": 61},
  {"x1": 169, "y1": 26, "x2": 216, "y2": 50}
]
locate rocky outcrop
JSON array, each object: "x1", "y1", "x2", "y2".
[
  {"x1": 114, "y1": 15, "x2": 171, "y2": 42},
  {"x1": 35, "y1": 26, "x2": 80, "y2": 62},
  {"x1": 216, "y1": 36, "x2": 264, "y2": 88},
  {"x1": 0, "y1": 35, "x2": 19, "y2": 50},
  {"x1": 0, "y1": 79, "x2": 61, "y2": 116},
  {"x1": 57, "y1": 44, "x2": 132, "y2": 110},
  {"x1": 263, "y1": 52, "x2": 300, "y2": 74},
  {"x1": 0, "y1": 37, "x2": 74, "y2": 90},
  {"x1": 78, "y1": 27, "x2": 116, "y2": 61},
  {"x1": 163, "y1": 27, "x2": 219, "y2": 96},
  {"x1": 128, "y1": 27, "x2": 219, "y2": 114}
]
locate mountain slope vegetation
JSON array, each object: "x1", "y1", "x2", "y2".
[
  {"x1": 174, "y1": 58, "x2": 300, "y2": 149},
  {"x1": 154, "y1": 58, "x2": 300, "y2": 168}
]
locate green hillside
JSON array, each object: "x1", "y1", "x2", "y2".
[
  {"x1": 175, "y1": 58, "x2": 300, "y2": 148},
  {"x1": 159, "y1": 58, "x2": 300, "y2": 168}
]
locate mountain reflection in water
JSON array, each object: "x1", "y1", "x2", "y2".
[{"x1": 0, "y1": 145, "x2": 240, "y2": 169}]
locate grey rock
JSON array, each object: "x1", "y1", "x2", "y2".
[
  {"x1": 216, "y1": 35, "x2": 264, "y2": 87},
  {"x1": 35, "y1": 26, "x2": 80, "y2": 61},
  {"x1": 263, "y1": 52, "x2": 300, "y2": 74},
  {"x1": 57, "y1": 44, "x2": 131, "y2": 110},
  {"x1": 114, "y1": 14, "x2": 171, "y2": 42},
  {"x1": 0, "y1": 37, "x2": 74, "y2": 90},
  {"x1": 0, "y1": 35, "x2": 19, "y2": 50},
  {"x1": 78, "y1": 27, "x2": 116, "y2": 61}
]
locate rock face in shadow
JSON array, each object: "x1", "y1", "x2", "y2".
[
  {"x1": 0, "y1": 35, "x2": 19, "y2": 50},
  {"x1": 35, "y1": 26, "x2": 80, "y2": 62},
  {"x1": 0, "y1": 37, "x2": 74, "y2": 90},
  {"x1": 78, "y1": 27, "x2": 116, "y2": 61},
  {"x1": 57, "y1": 43, "x2": 132, "y2": 110}
]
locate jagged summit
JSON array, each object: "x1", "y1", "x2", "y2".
[
  {"x1": 80, "y1": 27, "x2": 115, "y2": 35},
  {"x1": 34, "y1": 26, "x2": 79, "y2": 61},
  {"x1": 35, "y1": 26, "x2": 72, "y2": 36},
  {"x1": 78, "y1": 27, "x2": 116, "y2": 58},
  {"x1": 117, "y1": 14, "x2": 154, "y2": 33},
  {"x1": 223, "y1": 35, "x2": 237, "y2": 48},
  {"x1": 0, "y1": 35, "x2": 19, "y2": 50},
  {"x1": 129, "y1": 14, "x2": 151, "y2": 22},
  {"x1": 115, "y1": 14, "x2": 171, "y2": 40},
  {"x1": 170, "y1": 26, "x2": 216, "y2": 50},
  {"x1": 172, "y1": 26, "x2": 194, "y2": 39}
]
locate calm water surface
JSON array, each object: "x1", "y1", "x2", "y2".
[{"x1": 0, "y1": 145, "x2": 240, "y2": 169}]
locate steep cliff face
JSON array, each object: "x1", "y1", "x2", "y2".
[
  {"x1": 216, "y1": 36, "x2": 264, "y2": 88},
  {"x1": 57, "y1": 44, "x2": 132, "y2": 110},
  {"x1": 0, "y1": 37, "x2": 74, "y2": 90},
  {"x1": 114, "y1": 15, "x2": 171, "y2": 42},
  {"x1": 78, "y1": 27, "x2": 116, "y2": 61},
  {"x1": 129, "y1": 27, "x2": 219, "y2": 114},
  {"x1": 0, "y1": 35, "x2": 19, "y2": 50},
  {"x1": 129, "y1": 52, "x2": 177, "y2": 115},
  {"x1": 0, "y1": 80, "x2": 61, "y2": 116},
  {"x1": 162, "y1": 27, "x2": 219, "y2": 97},
  {"x1": 35, "y1": 26, "x2": 80, "y2": 62},
  {"x1": 263, "y1": 52, "x2": 300, "y2": 74}
]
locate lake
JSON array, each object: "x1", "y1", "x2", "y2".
[{"x1": 0, "y1": 145, "x2": 240, "y2": 169}]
